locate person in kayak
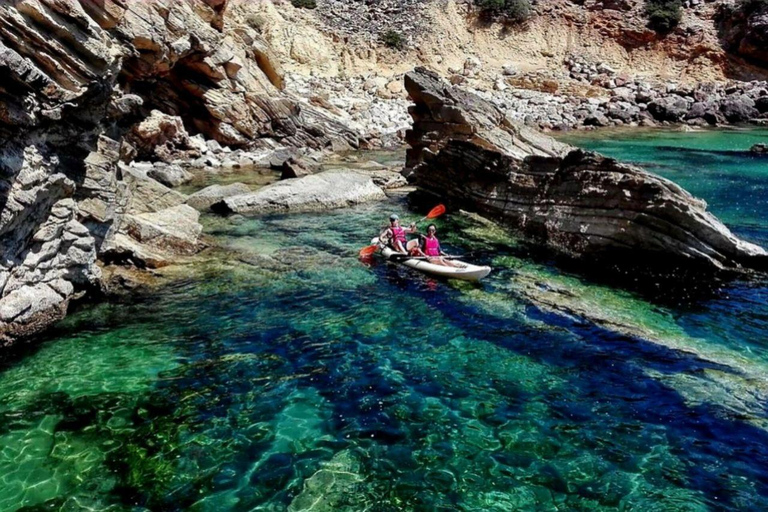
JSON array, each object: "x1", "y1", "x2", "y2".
[
  {"x1": 414, "y1": 224, "x2": 459, "y2": 267},
  {"x1": 382, "y1": 214, "x2": 417, "y2": 253}
]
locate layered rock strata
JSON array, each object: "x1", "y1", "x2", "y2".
[
  {"x1": 0, "y1": 0, "x2": 357, "y2": 345},
  {"x1": 404, "y1": 68, "x2": 768, "y2": 272}
]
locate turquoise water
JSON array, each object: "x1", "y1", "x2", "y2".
[
  {"x1": 2, "y1": 132, "x2": 768, "y2": 510},
  {"x1": 559, "y1": 128, "x2": 768, "y2": 244}
]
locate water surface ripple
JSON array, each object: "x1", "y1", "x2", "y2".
[{"x1": 2, "y1": 131, "x2": 768, "y2": 510}]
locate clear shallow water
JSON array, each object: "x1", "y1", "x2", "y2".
[{"x1": 2, "y1": 136, "x2": 768, "y2": 510}]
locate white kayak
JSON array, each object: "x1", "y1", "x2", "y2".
[{"x1": 373, "y1": 238, "x2": 492, "y2": 282}]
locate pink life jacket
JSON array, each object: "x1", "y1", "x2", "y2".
[
  {"x1": 424, "y1": 236, "x2": 440, "y2": 257},
  {"x1": 391, "y1": 225, "x2": 406, "y2": 243}
]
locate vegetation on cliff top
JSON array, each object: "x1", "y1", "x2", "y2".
[
  {"x1": 475, "y1": 0, "x2": 532, "y2": 23},
  {"x1": 644, "y1": 0, "x2": 683, "y2": 34},
  {"x1": 381, "y1": 29, "x2": 406, "y2": 50},
  {"x1": 291, "y1": 0, "x2": 317, "y2": 9}
]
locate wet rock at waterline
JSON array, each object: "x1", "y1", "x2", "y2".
[
  {"x1": 281, "y1": 157, "x2": 318, "y2": 180},
  {"x1": 404, "y1": 67, "x2": 768, "y2": 272},
  {"x1": 101, "y1": 205, "x2": 204, "y2": 269},
  {"x1": 213, "y1": 171, "x2": 387, "y2": 215},
  {"x1": 131, "y1": 162, "x2": 194, "y2": 188},
  {"x1": 0, "y1": 0, "x2": 361, "y2": 346},
  {"x1": 0, "y1": 199, "x2": 100, "y2": 345},
  {"x1": 751, "y1": 143, "x2": 768, "y2": 155}
]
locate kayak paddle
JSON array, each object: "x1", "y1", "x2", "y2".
[
  {"x1": 420, "y1": 204, "x2": 446, "y2": 223},
  {"x1": 358, "y1": 204, "x2": 447, "y2": 257},
  {"x1": 359, "y1": 244, "x2": 379, "y2": 257}
]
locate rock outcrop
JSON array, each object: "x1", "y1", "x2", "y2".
[
  {"x1": 404, "y1": 68, "x2": 768, "y2": 272},
  {"x1": 213, "y1": 171, "x2": 386, "y2": 215},
  {"x1": 718, "y1": 1, "x2": 768, "y2": 68},
  {"x1": 186, "y1": 183, "x2": 252, "y2": 212},
  {"x1": 0, "y1": 0, "x2": 357, "y2": 346}
]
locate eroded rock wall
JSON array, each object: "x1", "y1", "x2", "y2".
[
  {"x1": 404, "y1": 67, "x2": 768, "y2": 272},
  {"x1": 0, "y1": 0, "x2": 357, "y2": 345}
]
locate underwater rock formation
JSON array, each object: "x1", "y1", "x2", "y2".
[{"x1": 404, "y1": 67, "x2": 768, "y2": 272}]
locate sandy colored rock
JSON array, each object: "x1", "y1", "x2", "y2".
[
  {"x1": 186, "y1": 183, "x2": 252, "y2": 211},
  {"x1": 101, "y1": 205, "x2": 203, "y2": 268},
  {"x1": 214, "y1": 170, "x2": 386, "y2": 215}
]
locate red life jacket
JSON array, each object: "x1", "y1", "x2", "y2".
[
  {"x1": 391, "y1": 225, "x2": 406, "y2": 243},
  {"x1": 424, "y1": 236, "x2": 440, "y2": 257}
]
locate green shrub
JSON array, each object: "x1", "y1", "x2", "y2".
[
  {"x1": 381, "y1": 30, "x2": 405, "y2": 50},
  {"x1": 476, "y1": 0, "x2": 532, "y2": 23},
  {"x1": 644, "y1": 0, "x2": 683, "y2": 34},
  {"x1": 291, "y1": 0, "x2": 317, "y2": 9},
  {"x1": 246, "y1": 14, "x2": 266, "y2": 32}
]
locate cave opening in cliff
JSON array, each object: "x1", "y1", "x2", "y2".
[{"x1": 118, "y1": 51, "x2": 227, "y2": 144}]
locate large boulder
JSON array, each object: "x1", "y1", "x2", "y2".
[
  {"x1": 127, "y1": 111, "x2": 197, "y2": 163},
  {"x1": 403, "y1": 67, "x2": 768, "y2": 273},
  {"x1": 186, "y1": 183, "x2": 252, "y2": 211},
  {"x1": 213, "y1": 171, "x2": 386, "y2": 215},
  {"x1": 720, "y1": 95, "x2": 759, "y2": 123},
  {"x1": 101, "y1": 205, "x2": 203, "y2": 268},
  {"x1": 647, "y1": 96, "x2": 689, "y2": 122}
]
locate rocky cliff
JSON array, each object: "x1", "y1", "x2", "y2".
[
  {"x1": 404, "y1": 67, "x2": 768, "y2": 272},
  {"x1": 0, "y1": 0, "x2": 357, "y2": 346},
  {"x1": 718, "y1": 0, "x2": 768, "y2": 69}
]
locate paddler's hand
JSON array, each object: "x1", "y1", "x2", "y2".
[{"x1": 410, "y1": 223, "x2": 417, "y2": 231}]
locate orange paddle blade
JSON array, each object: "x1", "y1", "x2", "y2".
[
  {"x1": 426, "y1": 204, "x2": 446, "y2": 219},
  {"x1": 359, "y1": 244, "x2": 378, "y2": 257}
]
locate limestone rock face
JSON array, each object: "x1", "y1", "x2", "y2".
[
  {"x1": 213, "y1": 171, "x2": 386, "y2": 215},
  {"x1": 718, "y1": 2, "x2": 768, "y2": 68},
  {"x1": 101, "y1": 205, "x2": 203, "y2": 269},
  {"x1": 0, "y1": 0, "x2": 364, "y2": 345},
  {"x1": 128, "y1": 111, "x2": 197, "y2": 163},
  {"x1": 404, "y1": 68, "x2": 768, "y2": 272}
]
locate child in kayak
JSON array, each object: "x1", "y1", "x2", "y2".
[
  {"x1": 382, "y1": 214, "x2": 417, "y2": 253},
  {"x1": 415, "y1": 224, "x2": 459, "y2": 267}
]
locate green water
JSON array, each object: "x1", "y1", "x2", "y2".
[{"x1": 2, "y1": 132, "x2": 768, "y2": 511}]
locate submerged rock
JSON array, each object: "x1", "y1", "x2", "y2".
[
  {"x1": 213, "y1": 171, "x2": 386, "y2": 215},
  {"x1": 751, "y1": 143, "x2": 768, "y2": 155},
  {"x1": 404, "y1": 67, "x2": 768, "y2": 273}
]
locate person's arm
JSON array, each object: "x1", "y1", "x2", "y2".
[
  {"x1": 406, "y1": 223, "x2": 418, "y2": 234},
  {"x1": 415, "y1": 235, "x2": 428, "y2": 257}
]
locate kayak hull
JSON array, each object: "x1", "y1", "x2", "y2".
[{"x1": 378, "y1": 244, "x2": 492, "y2": 282}]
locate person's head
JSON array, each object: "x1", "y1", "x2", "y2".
[
  {"x1": 390, "y1": 214, "x2": 400, "y2": 226},
  {"x1": 427, "y1": 224, "x2": 437, "y2": 236}
]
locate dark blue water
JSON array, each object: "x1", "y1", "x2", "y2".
[{"x1": 1, "y1": 132, "x2": 768, "y2": 510}]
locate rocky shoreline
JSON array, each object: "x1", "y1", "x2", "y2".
[
  {"x1": 404, "y1": 67, "x2": 768, "y2": 273},
  {"x1": 1, "y1": 0, "x2": 768, "y2": 347},
  {"x1": 285, "y1": 62, "x2": 768, "y2": 140}
]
